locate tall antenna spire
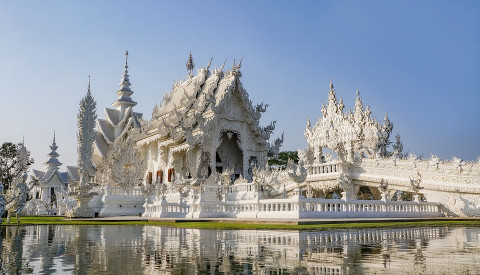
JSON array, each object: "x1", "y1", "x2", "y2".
[{"x1": 186, "y1": 51, "x2": 195, "y2": 75}]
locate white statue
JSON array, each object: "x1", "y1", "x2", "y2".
[
  {"x1": 6, "y1": 172, "x2": 37, "y2": 223},
  {"x1": 0, "y1": 182, "x2": 5, "y2": 224}
]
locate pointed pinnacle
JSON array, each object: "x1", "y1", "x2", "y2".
[
  {"x1": 88, "y1": 75, "x2": 91, "y2": 94},
  {"x1": 125, "y1": 50, "x2": 129, "y2": 68}
]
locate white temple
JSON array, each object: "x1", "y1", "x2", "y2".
[
  {"x1": 30, "y1": 133, "x2": 78, "y2": 215},
  {"x1": 25, "y1": 52, "x2": 480, "y2": 218}
]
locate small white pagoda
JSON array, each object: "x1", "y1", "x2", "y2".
[{"x1": 30, "y1": 133, "x2": 78, "y2": 215}]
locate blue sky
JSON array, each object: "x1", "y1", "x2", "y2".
[{"x1": 0, "y1": 1, "x2": 479, "y2": 172}]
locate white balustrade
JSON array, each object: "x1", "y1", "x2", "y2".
[
  {"x1": 144, "y1": 194, "x2": 442, "y2": 219},
  {"x1": 309, "y1": 161, "x2": 343, "y2": 176}
]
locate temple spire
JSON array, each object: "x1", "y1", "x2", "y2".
[
  {"x1": 112, "y1": 50, "x2": 137, "y2": 111},
  {"x1": 125, "y1": 50, "x2": 129, "y2": 68},
  {"x1": 45, "y1": 131, "x2": 62, "y2": 169}
]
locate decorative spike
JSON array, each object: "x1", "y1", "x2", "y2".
[
  {"x1": 186, "y1": 51, "x2": 195, "y2": 75},
  {"x1": 220, "y1": 58, "x2": 227, "y2": 71},
  {"x1": 330, "y1": 78, "x2": 334, "y2": 91},
  {"x1": 87, "y1": 75, "x2": 91, "y2": 95},
  {"x1": 125, "y1": 50, "x2": 129, "y2": 68},
  {"x1": 207, "y1": 56, "x2": 213, "y2": 70}
]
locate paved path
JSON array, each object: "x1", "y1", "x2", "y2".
[{"x1": 70, "y1": 216, "x2": 480, "y2": 225}]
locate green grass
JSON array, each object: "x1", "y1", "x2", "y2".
[{"x1": 2, "y1": 216, "x2": 480, "y2": 230}]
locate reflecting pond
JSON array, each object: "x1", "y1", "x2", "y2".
[{"x1": 0, "y1": 225, "x2": 479, "y2": 274}]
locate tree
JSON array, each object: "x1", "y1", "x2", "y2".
[
  {"x1": 268, "y1": 151, "x2": 298, "y2": 170},
  {"x1": 0, "y1": 142, "x2": 34, "y2": 191}
]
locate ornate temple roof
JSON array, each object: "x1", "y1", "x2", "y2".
[
  {"x1": 94, "y1": 51, "x2": 144, "y2": 159},
  {"x1": 304, "y1": 80, "x2": 393, "y2": 162},
  {"x1": 33, "y1": 133, "x2": 77, "y2": 187},
  {"x1": 142, "y1": 56, "x2": 282, "y2": 155}
]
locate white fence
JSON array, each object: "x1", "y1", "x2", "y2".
[{"x1": 144, "y1": 196, "x2": 442, "y2": 219}]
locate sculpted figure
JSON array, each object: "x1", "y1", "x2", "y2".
[
  {"x1": 6, "y1": 173, "x2": 37, "y2": 223},
  {"x1": 0, "y1": 182, "x2": 5, "y2": 224}
]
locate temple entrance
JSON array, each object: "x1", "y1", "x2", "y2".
[{"x1": 216, "y1": 131, "x2": 243, "y2": 179}]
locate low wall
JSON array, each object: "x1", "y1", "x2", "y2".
[
  {"x1": 100, "y1": 187, "x2": 145, "y2": 217},
  {"x1": 144, "y1": 196, "x2": 442, "y2": 219}
]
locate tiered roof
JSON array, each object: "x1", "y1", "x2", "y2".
[
  {"x1": 32, "y1": 133, "x2": 78, "y2": 187},
  {"x1": 94, "y1": 51, "x2": 143, "y2": 159},
  {"x1": 142, "y1": 57, "x2": 282, "y2": 155}
]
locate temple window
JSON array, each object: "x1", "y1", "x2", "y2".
[
  {"x1": 168, "y1": 168, "x2": 175, "y2": 182},
  {"x1": 148, "y1": 172, "x2": 153, "y2": 184},
  {"x1": 156, "y1": 170, "x2": 163, "y2": 183}
]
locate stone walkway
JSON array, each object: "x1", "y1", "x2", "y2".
[{"x1": 70, "y1": 216, "x2": 480, "y2": 225}]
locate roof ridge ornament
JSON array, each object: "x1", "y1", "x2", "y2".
[
  {"x1": 186, "y1": 51, "x2": 195, "y2": 76},
  {"x1": 87, "y1": 75, "x2": 91, "y2": 96},
  {"x1": 207, "y1": 56, "x2": 213, "y2": 71}
]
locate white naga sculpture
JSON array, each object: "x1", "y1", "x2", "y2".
[{"x1": 5, "y1": 173, "x2": 38, "y2": 223}]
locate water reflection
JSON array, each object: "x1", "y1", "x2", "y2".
[{"x1": 0, "y1": 224, "x2": 479, "y2": 274}]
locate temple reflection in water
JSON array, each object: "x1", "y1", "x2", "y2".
[{"x1": 1, "y1": 225, "x2": 479, "y2": 274}]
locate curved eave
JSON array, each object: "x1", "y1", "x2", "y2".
[
  {"x1": 112, "y1": 98, "x2": 137, "y2": 108},
  {"x1": 97, "y1": 119, "x2": 114, "y2": 143},
  {"x1": 94, "y1": 131, "x2": 109, "y2": 158},
  {"x1": 105, "y1": 108, "x2": 120, "y2": 125}
]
